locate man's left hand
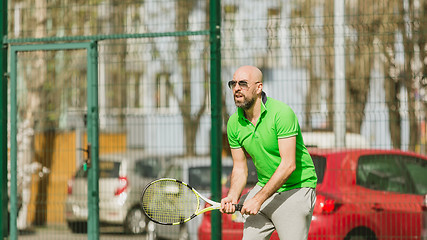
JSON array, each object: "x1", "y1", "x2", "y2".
[{"x1": 240, "y1": 198, "x2": 262, "y2": 215}]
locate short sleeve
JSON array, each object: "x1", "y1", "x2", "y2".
[{"x1": 275, "y1": 104, "x2": 299, "y2": 139}]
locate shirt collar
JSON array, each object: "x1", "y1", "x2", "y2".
[
  {"x1": 237, "y1": 91, "x2": 268, "y2": 120},
  {"x1": 261, "y1": 91, "x2": 267, "y2": 105}
]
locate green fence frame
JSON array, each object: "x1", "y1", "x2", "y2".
[
  {"x1": 0, "y1": 0, "x2": 8, "y2": 238},
  {"x1": 9, "y1": 42, "x2": 99, "y2": 240},
  {"x1": 1, "y1": 0, "x2": 223, "y2": 239}
]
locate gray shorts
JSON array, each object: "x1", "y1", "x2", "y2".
[{"x1": 241, "y1": 185, "x2": 316, "y2": 240}]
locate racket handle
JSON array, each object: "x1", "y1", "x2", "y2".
[{"x1": 234, "y1": 204, "x2": 243, "y2": 211}]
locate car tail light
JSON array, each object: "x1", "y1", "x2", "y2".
[
  {"x1": 67, "y1": 178, "x2": 74, "y2": 195},
  {"x1": 313, "y1": 194, "x2": 340, "y2": 214},
  {"x1": 114, "y1": 176, "x2": 128, "y2": 196}
]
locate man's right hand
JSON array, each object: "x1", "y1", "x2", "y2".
[{"x1": 220, "y1": 196, "x2": 239, "y2": 214}]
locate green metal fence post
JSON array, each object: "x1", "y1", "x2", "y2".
[
  {"x1": 87, "y1": 41, "x2": 99, "y2": 240},
  {"x1": 9, "y1": 48, "x2": 17, "y2": 240},
  {"x1": 0, "y1": 0, "x2": 8, "y2": 238},
  {"x1": 210, "y1": 0, "x2": 222, "y2": 239}
]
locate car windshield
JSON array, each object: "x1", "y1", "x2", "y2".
[
  {"x1": 189, "y1": 166, "x2": 232, "y2": 191},
  {"x1": 311, "y1": 155, "x2": 326, "y2": 184},
  {"x1": 405, "y1": 158, "x2": 427, "y2": 194},
  {"x1": 74, "y1": 161, "x2": 121, "y2": 179},
  {"x1": 135, "y1": 158, "x2": 162, "y2": 178},
  {"x1": 99, "y1": 161, "x2": 121, "y2": 178}
]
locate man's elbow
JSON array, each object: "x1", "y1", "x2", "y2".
[
  {"x1": 285, "y1": 160, "x2": 296, "y2": 174},
  {"x1": 289, "y1": 163, "x2": 296, "y2": 173},
  {"x1": 279, "y1": 160, "x2": 296, "y2": 173}
]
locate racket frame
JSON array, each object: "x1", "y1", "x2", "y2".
[{"x1": 141, "y1": 178, "x2": 221, "y2": 225}]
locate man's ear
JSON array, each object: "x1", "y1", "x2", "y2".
[{"x1": 256, "y1": 82, "x2": 263, "y2": 94}]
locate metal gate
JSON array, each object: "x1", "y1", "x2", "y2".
[{"x1": 9, "y1": 42, "x2": 99, "y2": 240}]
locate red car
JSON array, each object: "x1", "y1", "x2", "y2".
[{"x1": 198, "y1": 148, "x2": 427, "y2": 240}]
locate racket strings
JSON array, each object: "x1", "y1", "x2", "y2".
[{"x1": 142, "y1": 179, "x2": 199, "y2": 224}]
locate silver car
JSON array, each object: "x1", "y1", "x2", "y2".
[
  {"x1": 151, "y1": 156, "x2": 234, "y2": 240},
  {"x1": 65, "y1": 150, "x2": 167, "y2": 234}
]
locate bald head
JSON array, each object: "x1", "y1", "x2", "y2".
[{"x1": 233, "y1": 65, "x2": 263, "y2": 84}]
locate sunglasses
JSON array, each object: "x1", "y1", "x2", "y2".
[{"x1": 227, "y1": 80, "x2": 260, "y2": 89}]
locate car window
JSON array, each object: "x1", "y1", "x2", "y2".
[
  {"x1": 99, "y1": 161, "x2": 121, "y2": 178},
  {"x1": 76, "y1": 161, "x2": 121, "y2": 178},
  {"x1": 247, "y1": 160, "x2": 258, "y2": 185},
  {"x1": 135, "y1": 158, "x2": 162, "y2": 178},
  {"x1": 403, "y1": 157, "x2": 427, "y2": 195},
  {"x1": 357, "y1": 155, "x2": 411, "y2": 194},
  {"x1": 224, "y1": 160, "x2": 258, "y2": 188},
  {"x1": 311, "y1": 155, "x2": 326, "y2": 184},
  {"x1": 189, "y1": 166, "x2": 232, "y2": 191},
  {"x1": 163, "y1": 164, "x2": 182, "y2": 180}
]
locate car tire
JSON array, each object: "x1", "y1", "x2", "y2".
[
  {"x1": 346, "y1": 236, "x2": 374, "y2": 240},
  {"x1": 178, "y1": 224, "x2": 189, "y2": 240},
  {"x1": 124, "y1": 207, "x2": 147, "y2": 234},
  {"x1": 67, "y1": 221, "x2": 87, "y2": 233},
  {"x1": 345, "y1": 229, "x2": 376, "y2": 240}
]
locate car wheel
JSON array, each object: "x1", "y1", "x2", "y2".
[
  {"x1": 178, "y1": 224, "x2": 189, "y2": 240},
  {"x1": 124, "y1": 207, "x2": 147, "y2": 234},
  {"x1": 346, "y1": 236, "x2": 373, "y2": 240},
  {"x1": 345, "y1": 230, "x2": 376, "y2": 240},
  {"x1": 67, "y1": 221, "x2": 87, "y2": 233}
]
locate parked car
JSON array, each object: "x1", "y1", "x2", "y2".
[
  {"x1": 198, "y1": 148, "x2": 427, "y2": 240},
  {"x1": 65, "y1": 150, "x2": 167, "y2": 234},
  {"x1": 150, "y1": 156, "x2": 234, "y2": 240}
]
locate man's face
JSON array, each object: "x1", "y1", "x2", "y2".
[{"x1": 229, "y1": 71, "x2": 259, "y2": 110}]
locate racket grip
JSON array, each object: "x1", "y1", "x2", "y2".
[{"x1": 234, "y1": 204, "x2": 243, "y2": 211}]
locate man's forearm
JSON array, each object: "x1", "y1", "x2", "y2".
[{"x1": 228, "y1": 168, "x2": 248, "y2": 201}]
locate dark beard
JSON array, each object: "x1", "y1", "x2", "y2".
[{"x1": 235, "y1": 96, "x2": 255, "y2": 110}]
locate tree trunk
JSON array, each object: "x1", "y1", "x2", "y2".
[
  {"x1": 175, "y1": 0, "x2": 206, "y2": 156},
  {"x1": 345, "y1": 11, "x2": 375, "y2": 133},
  {"x1": 397, "y1": 0, "x2": 419, "y2": 151}
]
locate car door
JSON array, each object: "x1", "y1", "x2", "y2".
[
  {"x1": 357, "y1": 154, "x2": 417, "y2": 239},
  {"x1": 400, "y1": 155, "x2": 427, "y2": 238}
]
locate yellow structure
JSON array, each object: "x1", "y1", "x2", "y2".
[{"x1": 26, "y1": 131, "x2": 126, "y2": 225}]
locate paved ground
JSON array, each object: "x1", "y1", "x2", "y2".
[{"x1": 16, "y1": 225, "x2": 147, "y2": 240}]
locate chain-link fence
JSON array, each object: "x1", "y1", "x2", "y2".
[{"x1": 2, "y1": 0, "x2": 427, "y2": 239}]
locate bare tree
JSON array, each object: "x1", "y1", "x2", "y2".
[
  {"x1": 290, "y1": 0, "x2": 325, "y2": 130},
  {"x1": 292, "y1": 0, "x2": 374, "y2": 133},
  {"x1": 396, "y1": 0, "x2": 420, "y2": 151},
  {"x1": 378, "y1": 0, "x2": 422, "y2": 150},
  {"x1": 420, "y1": 2, "x2": 427, "y2": 153},
  {"x1": 172, "y1": 0, "x2": 209, "y2": 156}
]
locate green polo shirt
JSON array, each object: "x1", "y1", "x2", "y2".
[{"x1": 227, "y1": 94, "x2": 317, "y2": 192}]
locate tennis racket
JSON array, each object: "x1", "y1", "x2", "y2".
[{"x1": 141, "y1": 178, "x2": 242, "y2": 225}]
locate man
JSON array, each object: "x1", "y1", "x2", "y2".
[{"x1": 220, "y1": 65, "x2": 317, "y2": 240}]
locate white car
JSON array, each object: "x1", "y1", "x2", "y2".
[{"x1": 65, "y1": 150, "x2": 167, "y2": 234}]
